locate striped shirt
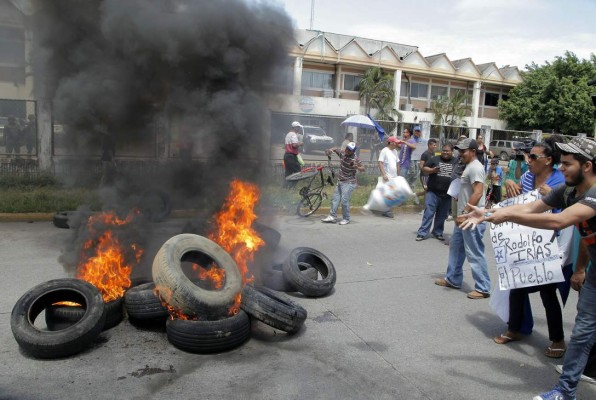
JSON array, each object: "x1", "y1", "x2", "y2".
[
  {"x1": 333, "y1": 149, "x2": 362, "y2": 184},
  {"x1": 519, "y1": 169, "x2": 565, "y2": 212}
]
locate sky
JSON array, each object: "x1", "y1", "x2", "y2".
[{"x1": 273, "y1": 0, "x2": 596, "y2": 70}]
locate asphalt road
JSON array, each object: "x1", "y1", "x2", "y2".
[{"x1": 1, "y1": 212, "x2": 594, "y2": 400}]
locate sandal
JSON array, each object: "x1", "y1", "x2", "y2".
[
  {"x1": 493, "y1": 332, "x2": 521, "y2": 344},
  {"x1": 545, "y1": 344, "x2": 566, "y2": 358}
]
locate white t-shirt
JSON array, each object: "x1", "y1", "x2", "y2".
[{"x1": 378, "y1": 147, "x2": 399, "y2": 178}]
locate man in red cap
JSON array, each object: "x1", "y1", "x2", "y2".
[{"x1": 377, "y1": 135, "x2": 401, "y2": 218}]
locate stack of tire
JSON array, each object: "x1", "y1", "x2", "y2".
[
  {"x1": 10, "y1": 278, "x2": 126, "y2": 359},
  {"x1": 260, "y1": 247, "x2": 337, "y2": 297},
  {"x1": 126, "y1": 234, "x2": 308, "y2": 353}
]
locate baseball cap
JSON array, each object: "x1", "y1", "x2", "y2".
[
  {"x1": 454, "y1": 138, "x2": 478, "y2": 151},
  {"x1": 556, "y1": 137, "x2": 596, "y2": 160},
  {"x1": 387, "y1": 136, "x2": 399, "y2": 144},
  {"x1": 414, "y1": 125, "x2": 421, "y2": 131},
  {"x1": 346, "y1": 142, "x2": 357, "y2": 151},
  {"x1": 291, "y1": 121, "x2": 303, "y2": 128},
  {"x1": 490, "y1": 158, "x2": 499, "y2": 165}
]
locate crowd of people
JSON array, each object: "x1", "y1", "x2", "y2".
[
  {"x1": 1, "y1": 114, "x2": 36, "y2": 155},
  {"x1": 282, "y1": 119, "x2": 595, "y2": 399}
]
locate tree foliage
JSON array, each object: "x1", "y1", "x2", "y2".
[
  {"x1": 358, "y1": 66, "x2": 399, "y2": 133},
  {"x1": 499, "y1": 52, "x2": 596, "y2": 135}
]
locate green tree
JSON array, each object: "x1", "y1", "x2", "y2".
[
  {"x1": 358, "y1": 66, "x2": 399, "y2": 134},
  {"x1": 499, "y1": 52, "x2": 596, "y2": 135}
]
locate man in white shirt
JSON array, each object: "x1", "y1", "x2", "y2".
[{"x1": 377, "y1": 135, "x2": 401, "y2": 218}]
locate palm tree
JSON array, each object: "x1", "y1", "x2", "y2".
[
  {"x1": 430, "y1": 91, "x2": 472, "y2": 142},
  {"x1": 358, "y1": 66, "x2": 395, "y2": 114},
  {"x1": 358, "y1": 66, "x2": 399, "y2": 134}
]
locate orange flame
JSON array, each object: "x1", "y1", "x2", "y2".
[
  {"x1": 192, "y1": 263, "x2": 225, "y2": 289},
  {"x1": 76, "y1": 210, "x2": 144, "y2": 302},
  {"x1": 209, "y1": 179, "x2": 264, "y2": 315},
  {"x1": 153, "y1": 285, "x2": 197, "y2": 320},
  {"x1": 52, "y1": 301, "x2": 81, "y2": 307}
]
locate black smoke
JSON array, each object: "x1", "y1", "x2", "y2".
[{"x1": 29, "y1": 0, "x2": 294, "y2": 275}]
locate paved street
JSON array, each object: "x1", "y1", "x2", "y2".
[{"x1": 1, "y1": 212, "x2": 595, "y2": 399}]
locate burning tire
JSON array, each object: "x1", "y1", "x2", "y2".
[
  {"x1": 124, "y1": 282, "x2": 168, "y2": 321},
  {"x1": 282, "y1": 247, "x2": 336, "y2": 297},
  {"x1": 152, "y1": 234, "x2": 242, "y2": 318},
  {"x1": 11, "y1": 278, "x2": 106, "y2": 359},
  {"x1": 261, "y1": 262, "x2": 318, "y2": 292},
  {"x1": 165, "y1": 310, "x2": 251, "y2": 353},
  {"x1": 240, "y1": 285, "x2": 307, "y2": 334},
  {"x1": 252, "y1": 221, "x2": 281, "y2": 251},
  {"x1": 45, "y1": 297, "x2": 124, "y2": 331}
]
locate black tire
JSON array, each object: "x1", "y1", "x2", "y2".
[
  {"x1": 11, "y1": 278, "x2": 106, "y2": 359},
  {"x1": 283, "y1": 247, "x2": 337, "y2": 297},
  {"x1": 252, "y1": 221, "x2": 281, "y2": 250},
  {"x1": 261, "y1": 263, "x2": 318, "y2": 292},
  {"x1": 139, "y1": 190, "x2": 171, "y2": 222},
  {"x1": 285, "y1": 169, "x2": 317, "y2": 182},
  {"x1": 165, "y1": 310, "x2": 250, "y2": 353},
  {"x1": 152, "y1": 234, "x2": 242, "y2": 318},
  {"x1": 45, "y1": 297, "x2": 124, "y2": 331},
  {"x1": 52, "y1": 210, "x2": 93, "y2": 229},
  {"x1": 297, "y1": 193, "x2": 323, "y2": 217},
  {"x1": 240, "y1": 285, "x2": 307, "y2": 334},
  {"x1": 124, "y1": 282, "x2": 169, "y2": 321},
  {"x1": 500, "y1": 151, "x2": 509, "y2": 161}
]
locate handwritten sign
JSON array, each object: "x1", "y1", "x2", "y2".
[{"x1": 490, "y1": 190, "x2": 564, "y2": 290}]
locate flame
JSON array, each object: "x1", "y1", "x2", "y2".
[
  {"x1": 52, "y1": 301, "x2": 81, "y2": 307},
  {"x1": 209, "y1": 179, "x2": 264, "y2": 315},
  {"x1": 154, "y1": 285, "x2": 197, "y2": 321},
  {"x1": 76, "y1": 210, "x2": 144, "y2": 302},
  {"x1": 192, "y1": 263, "x2": 225, "y2": 289}
]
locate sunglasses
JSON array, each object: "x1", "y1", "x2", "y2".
[{"x1": 528, "y1": 153, "x2": 547, "y2": 161}]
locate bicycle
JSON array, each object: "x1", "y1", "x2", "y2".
[{"x1": 285, "y1": 156, "x2": 335, "y2": 217}]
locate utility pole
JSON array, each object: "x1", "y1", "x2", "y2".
[{"x1": 310, "y1": 0, "x2": 315, "y2": 30}]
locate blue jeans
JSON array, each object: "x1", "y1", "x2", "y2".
[
  {"x1": 417, "y1": 191, "x2": 451, "y2": 237},
  {"x1": 444, "y1": 223, "x2": 491, "y2": 294},
  {"x1": 557, "y1": 280, "x2": 596, "y2": 399},
  {"x1": 330, "y1": 181, "x2": 356, "y2": 221}
]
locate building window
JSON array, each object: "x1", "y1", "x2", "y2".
[
  {"x1": 484, "y1": 92, "x2": 500, "y2": 107},
  {"x1": 501, "y1": 94, "x2": 509, "y2": 101},
  {"x1": 400, "y1": 82, "x2": 428, "y2": 99},
  {"x1": 431, "y1": 85, "x2": 448, "y2": 100},
  {"x1": 301, "y1": 71, "x2": 334, "y2": 90},
  {"x1": 343, "y1": 74, "x2": 362, "y2": 91}
]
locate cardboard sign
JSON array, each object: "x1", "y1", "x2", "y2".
[{"x1": 490, "y1": 190, "x2": 564, "y2": 290}]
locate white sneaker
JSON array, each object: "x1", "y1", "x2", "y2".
[
  {"x1": 554, "y1": 364, "x2": 596, "y2": 385},
  {"x1": 321, "y1": 216, "x2": 336, "y2": 223},
  {"x1": 339, "y1": 219, "x2": 350, "y2": 225}
]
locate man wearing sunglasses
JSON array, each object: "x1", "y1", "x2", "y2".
[{"x1": 461, "y1": 137, "x2": 596, "y2": 400}]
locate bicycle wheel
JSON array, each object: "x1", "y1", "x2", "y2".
[
  {"x1": 286, "y1": 169, "x2": 317, "y2": 182},
  {"x1": 297, "y1": 193, "x2": 323, "y2": 217}
]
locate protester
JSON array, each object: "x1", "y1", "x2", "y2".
[
  {"x1": 434, "y1": 138, "x2": 491, "y2": 299},
  {"x1": 504, "y1": 143, "x2": 529, "y2": 192},
  {"x1": 4, "y1": 116, "x2": 21, "y2": 155},
  {"x1": 418, "y1": 138, "x2": 437, "y2": 212},
  {"x1": 398, "y1": 128, "x2": 416, "y2": 182},
  {"x1": 23, "y1": 114, "x2": 36, "y2": 155},
  {"x1": 486, "y1": 158, "x2": 503, "y2": 206},
  {"x1": 416, "y1": 143, "x2": 456, "y2": 241},
  {"x1": 283, "y1": 121, "x2": 303, "y2": 186},
  {"x1": 475, "y1": 134, "x2": 493, "y2": 169},
  {"x1": 492, "y1": 137, "x2": 577, "y2": 362},
  {"x1": 377, "y1": 135, "x2": 401, "y2": 218},
  {"x1": 461, "y1": 136, "x2": 596, "y2": 400},
  {"x1": 408, "y1": 126, "x2": 424, "y2": 188},
  {"x1": 369, "y1": 133, "x2": 383, "y2": 162},
  {"x1": 321, "y1": 142, "x2": 365, "y2": 225}
]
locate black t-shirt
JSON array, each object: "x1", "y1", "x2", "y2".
[
  {"x1": 425, "y1": 155, "x2": 457, "y2": 195},
  {"x1": 420, "y1": 150, "x2": 434, "y2": 176},
  {"x1": 543, "y1": 184, "x2": 596, "y2": 286}
]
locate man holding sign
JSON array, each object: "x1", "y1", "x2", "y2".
[{"x1": 462, "y1": 137, "x2": 596, "y2": 400}]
